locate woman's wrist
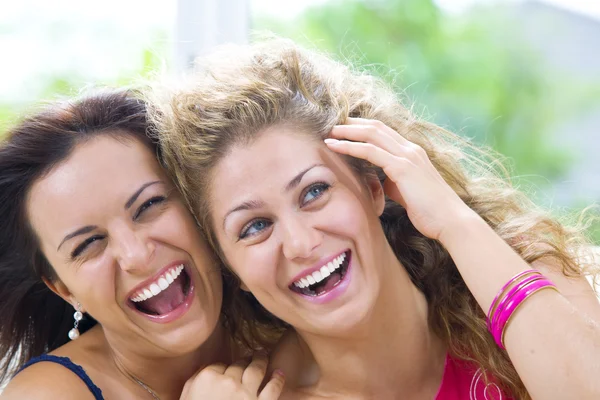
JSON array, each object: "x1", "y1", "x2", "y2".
[{"x1": 438, "y1": 207, "x2": 487, "y2": 250}]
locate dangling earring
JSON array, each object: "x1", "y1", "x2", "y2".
[{"x1": 68, "y1": 302, "x2": 83, "y2": 340}]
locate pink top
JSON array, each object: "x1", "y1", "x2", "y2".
[{"x1": 435, "y1": 354, "x2": 514, "y2": 400}]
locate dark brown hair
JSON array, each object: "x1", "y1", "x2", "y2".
[{"x1": 0, "y1": 89, "x2": 157, "y2": 384}]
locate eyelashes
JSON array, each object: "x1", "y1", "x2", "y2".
[
  {"x1": 238, "y1": 219, "x2": 273, "y2": 240},
  {"x1": 71, "y1": 235, "x2": 104, "y2": 258},
  {"x1": 301, "y1": 182, "x2": 330, "y2": 205},
  {"x1": 70, "y1": 195, "x2": 167, "y2": 260},
  {"x1": 133, "y1": 196, "x2": 167, "y2": 220},
  {"x1": 237, "y1": 182, "x2": 331, "y2": 241}
]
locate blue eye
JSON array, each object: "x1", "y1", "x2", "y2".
[
  {"x1": 301, "y1": 183, "x2": 330, "y2": 205},
  {"x1": 239, "y1": 219, "x2": 272, "y2": 240}
]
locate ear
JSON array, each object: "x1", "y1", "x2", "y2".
[
  {"x1": 42, "y1": 277, "x2": 82, "y2": 310},
  {"x1": 365, "y1": 173, "x2": 386, "y2": 217}
]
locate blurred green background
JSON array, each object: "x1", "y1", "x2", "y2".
[
  {"x1": 257, "y1": 0, "x2": 600, "y2": 241},
  {"x1": 1, "y1": 0, "x2": 599, "y2": 241}
]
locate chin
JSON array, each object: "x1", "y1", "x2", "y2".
[
  {"x1": 302, "y1": 300, "x2": 376, "y2": 337},
  {"x1": 157, "y1": 318, "x2": 221, "y2": 355}
]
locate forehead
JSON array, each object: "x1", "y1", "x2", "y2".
[
  {"x1": 231, "y1": 126, "x2": 320, "y2": 164},
  {"x1": 210, "y1": 127, "x2": 354, "y2": 207},
  {"x1": 27, "y1": 135, "x2": 163, "y2": 240},
  {"x1": 213, "y1": 128, "x2": 321, "y2": 187}
]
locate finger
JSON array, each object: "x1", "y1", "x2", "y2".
[
  {"x1": 203, "y1": 363, "x2": 227, "y2": 375},
  {"x1": 224, "y1": 358, "x2": 250, "y2": 382},
  {"x1": 344, "y1": 117, "x2": 412, "y2": 146},
  {"x1": 180, "y1": 380, "x2": 192, "y2": 399},
  {"x1": 258, "y1": 370, "x2": 285, "y2": 400},
  {"x1": 242, "y1": 353, "x2": 269, "y2": 394},
  {"x1": 329, "y1": 124, "x2": 403, "y2": 157},
  {"x1": 324, "y1": 138, "x2": 410, "y2": 176},
  {"x1": 331, "y1": 121, "x2": 427, "y2": 164}
]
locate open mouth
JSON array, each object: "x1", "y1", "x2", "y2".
[
  {"x1": 289, "y1": 250, "x2": 351, "y2": 297},
  {"x1": 129, "y1": 264, "x2": 192, "y2": 316}
]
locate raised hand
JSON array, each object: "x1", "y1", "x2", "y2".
[{"x1": 325, "y1": 118, "x2": 476, "y2": 241}]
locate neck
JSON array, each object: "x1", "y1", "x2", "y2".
[
  {"x1": 106, "y1": 322, "x2": 232, "y2": 400},
  {"x1": 296, "y1": 249, "x2": 446, "y2": 398}
]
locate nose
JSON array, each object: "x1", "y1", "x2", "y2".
[
  {"x1": 111, "y1": 223, "x2": 155, "y2": 273},
  {"x1": 280, "y1": 214, "x2": 321, "y2": 261}
]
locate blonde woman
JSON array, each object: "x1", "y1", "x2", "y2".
[{"x1": 153, "y1": 39, "x2": 600, "y2": 399}]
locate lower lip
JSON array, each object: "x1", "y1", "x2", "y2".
[
  {"x1": 295, "y1": 257, "x2": 352, "y2": 305},
  {"x1": 129, "y1": 270, "x2": 196, "y2": 324}
]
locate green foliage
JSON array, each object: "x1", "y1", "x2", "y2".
[
  {"x1": 255, "y1": 0, "x2": 600, "y2": 242},
  {"x1": 0, "y1": 105, "x2": 19, "y2": 134},
  {"x1": 255, "y1": 0, "x2": 572, "y2": 179}
]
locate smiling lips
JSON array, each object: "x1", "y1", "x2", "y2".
[
  {"x1": 130, "y1": 264, "x2": 185, "y2": 302},
  {"x1": 292, "y1": 252, "x2": 347, "y2": 288},
  {"x1": 289, "y1": 250, "x2": 351, "y2": 298},
  {"x1": 128, "y1": 262, "x2": 193, "y2": 320}
]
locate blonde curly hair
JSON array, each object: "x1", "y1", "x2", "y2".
[{"x1": 149, "y1": 38, "x2": 598, "y2": 399}]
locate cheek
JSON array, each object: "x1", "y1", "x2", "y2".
[
  {"x1": 227, "y1": 246, "x2": 278, "y2": 290},
  {"x1": 325, "y1": 194, "x2": 373, "y2": 238},
  {"x1": 168, "y1": 209, "x2": 223, "y2": 283},
  {"x1": 159, "y1": 206, "x2": 201, "y2": 251},
  {"x1": 61, "y1": 259, "x2": 116, "y2": 313}
]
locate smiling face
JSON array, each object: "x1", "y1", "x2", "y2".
[
  {"x1": 27, "y1": 134, "x2": 223, "y2": 355},
  {"x1": 209, "y1": 126, "x2": 389, "y2": 335}
]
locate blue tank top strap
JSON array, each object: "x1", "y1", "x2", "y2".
[{"x1": 17, "y1": 354, "x2": 104, "y2": 400}]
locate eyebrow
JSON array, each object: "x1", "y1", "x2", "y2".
[
  {"x1": 222, "y1": 164, "x2": 324, "y2": 229},
  {"x1": 125, "y1": 181, "x2": 162, "y2": 210},
  {"x1": 57, "y1": 225, "x2": 97, "y2": 251},
  {"x1": 56, "y1": 180, "x2": 162, "y2": 251},
  {"x1": 222, "y1": 200, "x2": 265, "y2": 230},
  {"x1": 284, "y1": 164, "x2": 324, "y2": 193}
]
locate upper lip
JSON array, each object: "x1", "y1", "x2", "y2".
[
  {"x1": 288, "y1": 249, "x2": 349, "y2": 287},
  {"x1": 125, "y1": 260, "x2": 187, "y2": 301}
]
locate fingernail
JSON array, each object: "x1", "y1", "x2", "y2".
[
  {"x1": 324, "y1": 138, "x2": 338, "y2": 145},
  {"x1": 273, "y1": 369, "x2": 285, "y2": 377}
]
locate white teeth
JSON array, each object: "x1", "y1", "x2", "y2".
[
  {"x1": 327, "y1": 262, "x2": 336, "y2": 273},
  {"x1": 150, "y1": 284, "x2": 161, "y2": 296},
  {"x1": 166, "y1": 272, "x2": 174, "y2": 284},
  {"x1": 130, "y1": 264, "x2": 185, "y2": 303},
  {"x1": 292, "y1": 252, "x2": 348, "y2": 289},
  {"x1": 312, "y1": 270, "x2": 323, "y2": 283},
  {"x1": 158, "y1": 278, "x2": 169, "y2": 290}
]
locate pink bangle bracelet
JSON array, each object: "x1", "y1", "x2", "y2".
[
  {"x1": 493, "y1": 278, "x2": 557, "y2": 349},
  {"x1": 487, "y1": 269, "x2": 539, "y2": 320},
  {"x1": 489, "y1": 274, "x2": 543, "y2": 332}
]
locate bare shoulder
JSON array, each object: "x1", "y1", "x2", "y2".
[{"x1": 1, "y1": 361, "x2": 96, "y2": 399}]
